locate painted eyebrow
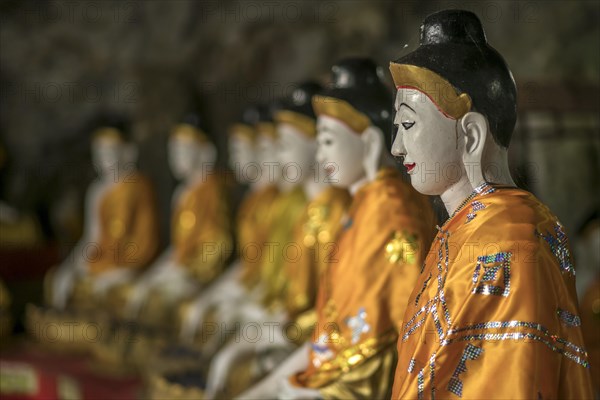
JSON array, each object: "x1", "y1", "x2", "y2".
[{"x1": 399, "y1": 102, "x2": 416, "y2": 113}]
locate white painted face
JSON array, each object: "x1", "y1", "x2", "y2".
[
  {"x1": 316, "y1": 115, "x2": 365, "y2": 189},
  {"x1": 255, "y1": 134, "x2": 281, "y2": 185},
  {"x1": 228, "y1": 135, "x2": 257, "y2": 183},
  {"x1": 276, "y1": 123, "x2": 317, "y2": 189},
  {"x1": 168, "y1": 135, "x2": 200, "y2": 180},
  {"x1": 391, "y1": 88, "x2": 466, "y2": 196},
  {"x1": 91, "y1": 137, "x2": 125, "y2": 178}
]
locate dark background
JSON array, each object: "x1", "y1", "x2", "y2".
[{"x1": 0, "y1": 0, "x2": 598, "y2": 256}]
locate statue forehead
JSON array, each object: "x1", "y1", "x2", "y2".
[
  {"x1": 316, "y1": 115, "x2": 355, "y2": 137},
  {"x1": 394, "y1": 88, "x2": 436, "y2": 111}
]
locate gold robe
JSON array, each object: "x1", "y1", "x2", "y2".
[
  {"x1": 236, "y1": 184, "x2": 280, "y2": 289},
  {"x1": 260, "y1": 186, "x2": 308, "y2": 309},
  {"x1": 172, "y1": 174, "x2": 232, "y2": 284},
  {"x1": 391, "y1": 184, "x2": 594, "y2": 399},
  {"x1": 292, "y1": 168, "x2": 435, "y2": 399},
  {"x1": 88, "y1": 173, "x2": 159, "y2": 275},
  {"x1": 284, "y1": 186, "x2": 351, "y2": 339}
]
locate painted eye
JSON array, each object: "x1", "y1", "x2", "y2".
[
  {"x1": 324, "y1": 139, "x2": 333, "y2": 145},
  {"x1": 401, "y1": 121, "x2": 415, "y2": 130}
]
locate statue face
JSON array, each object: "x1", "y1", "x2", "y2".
[
  {"x1": 228, "y1": 135, "x2": 256, "y2": 183},
  {"x1": 256, "y1": 134, "x2": 281, "y2": 184},
  {"x1": 92, "y1": 137, "x2": 124, "y2": 178},
  {"x1": 316, "y1": 115, "x2": 365, "y2": 189},
  {"x1": 168, "y1": 135, "x2": 200, "y2": 180},
  {"x1": 277, "y1": 123, "x2": 317, "y2": 186},
  {"x1": 391, "y1": 89, "x2": 466, "y2": 195}
]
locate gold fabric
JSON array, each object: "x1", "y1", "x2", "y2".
[
  {"x1": 92, "y1": 127, "x2": 123, "y2": 143},
  {"x1": 292, "y1": 168, "x2": 435, "y2": 398},
  {"x1": 170, "y1": 123, "x2": 209, "y2": 143},
  {"x1": 237, "y1": 185, "x2": 280, "y2": 289},
  {"x1": 259, "y1": 186, "x2": 308, "y2": 309},
  {"x1": 284, "y1": 186, "x2": 351, "y2": 320},
  {"x1": 256, "y1": 122, "x2": 277, "y2": 140},
  {"x1": 312, "y1": 96, "x2": 371, "y2": 134},
  {"x1": 172, "y1": 174, "x2": 232, "y2": 284},
  {"x1": 274, "y1": 110, "x2": 317, "y2": 138},
  {"x1": 88, "y1": 172, "x2": 159, "y2": 275},
  {"x1": 388, "y1": 63, "x2": 473, "y2": 120},
  {"x1": 229, "y1": 123, "x2": 256, "y2": 143},
  {"x1": 391, "y1": 185, "x2": 594, "y2": 399}
]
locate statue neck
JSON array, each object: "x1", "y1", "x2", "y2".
[
  {"x1": 483, "y1": 145, "x2": 516, "y2": 187},
  {"x1": 441, "y1": 144, "x2": 515, "y2": 217},
  {"x1": 303, "y1": 178, "x2": 328, "y2": 201}
]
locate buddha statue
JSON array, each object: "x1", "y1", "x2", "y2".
[
  {"x1": 45, "y1": 117, "x2": 159, "y2": 311},
  {"x1": 388, "y1": 10, "x2": 593, "y2": 398},
  {"x1": 177, "y1": 104, "x2": 281, "y2": 343},
  {"x1": 240, "y1": 57, "x2": 435, "y2": 400},
  {"x1": 124, "y1": 114, "x2": 232, "y2": 327},
  {"x1": 205, "y1": 82, "x2": 346, "y2": 398}
]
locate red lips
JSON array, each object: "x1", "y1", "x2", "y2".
[{"x1": 404, "y1": 163, "x2": 416, "y2": 173}]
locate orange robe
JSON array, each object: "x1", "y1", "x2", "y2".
[
  {"x1": 284, "y1": 186, "x2": 351, "y2": 338},
  {"x1": 391, "y1": 184, "x2": 594, "y2": 399},
  {"x1": 292, "y1": 168, "x2": 435, "y2": 398},
  {"x1": 172, "y1": 174, "x2": 232, "y2": 284},
  {"x1": 260, "y1": 186, "x2": 308, "y2": 309},
  {"x1": 236, "y1": 184, "x2": 280, "y2": 289},
  {"x1": 88, "y1": 173, "x2": 159, "y2": 275}
]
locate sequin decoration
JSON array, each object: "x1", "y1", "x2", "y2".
[
  {"x1": 402, "y1": 229, "x2": 454, "y2": 343},
  {"x1": 557, "y1": 308, "x2": 581, "y2": 327},
  {"x1": 536, "y1": 222, "x2": 575, "y2": 276},
  {"x1": 417, "y1": 369, "x2": 425, "y2": 400},
  {"x1": 408, "y1": 358, "x2": 416, "y2": 373},
  {"x1": 385, "y1": 230, "x2": 419, "y2": 265},
  {"x1": 472, "y1": 252, "x2": 512, "y2": 297},
  {"x1": 465, "y1": 201, "x2": 486, "y2": 224},
  {"x1": 447, "y1": 344, "x2": 484, "y2": 398},
  {"x1": 345, "y1": 307, "x2": 371, "y2": 345},
  {"x1": 311, "y1": 333, "x2": 335, "y2": 368},
  {"x1": 474, "y1": 183, "x2": 495, "y2": 196},
  {"x1": 442, "y1": 320, "x2": 589, "y2": 368},
  {"x1": 414, "y1": 273, "x2": 432, "y2": 307},
  {"x1": 429, "y1": 352, "x2": 437, "y2": 398}
]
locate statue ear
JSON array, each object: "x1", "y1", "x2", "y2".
[
  {"x1": 360, "y1": 126, "x2": 383, "y2": 182},
  {"x1": 459, "y1": 112, "x2": 488, "y2": 187}
]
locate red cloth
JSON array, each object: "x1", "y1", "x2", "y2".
[{"x1": 1, "y1": 345, "x2": 142, "y2": 400}]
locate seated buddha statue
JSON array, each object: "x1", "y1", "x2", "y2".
[
  {"x1": 388, "y1": 10, "x2": 593, "y2": 399},
  {"x1": 178, "y1": 104, "x2": 282, "y2": 343},
  {"x1": 45, "y1": 117, "x2": 159, "y2": 311},
  {"x1": 239, "y1": 57, "x2": 436, "y2": 400},
  {"x1": 205, "y1": 83, "x2": 354, "y2": 399},
  {"x1": 123, "y1": 115, "x2": 232, "y2": 327}
]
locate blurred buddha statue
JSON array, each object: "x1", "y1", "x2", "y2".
[
  {"x1": 45, "y1": 116, "x2": 159, "y2": 311},
  {"x1": 239, "y1": 57, "x2": 435, "y2": 400},
  {"x1": 575, "y1": 211, "x2": 600, "y2": 395},
  {"x1": 206, "y1": 82, "x2": 355, "y2": 398},
  {"x1": 123, "y1": 114, "x2": 231, "y2": 327},
  {"x1": 178, "y1": 104, "x2": 281, "y2": 342},
  {"x1": 184, "y1": 86, "x2": 322, "y2": 361},
  {"x1": 387, "y1": 10, "x2": 593, "y2": 399}
]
